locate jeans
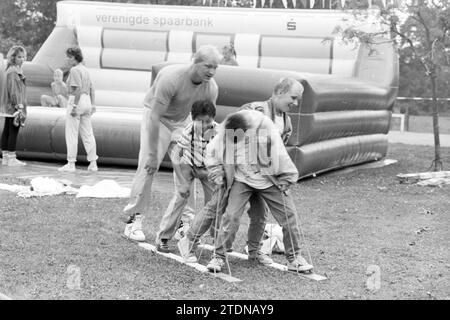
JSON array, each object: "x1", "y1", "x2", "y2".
[
  {"x1": 156, "y1": 165, "x2": 214, "y2": 242},
  {"x1": 215, "y1": 180, "x2": 302, "y2": 262},
  {"x1": 186, "y1": 185, "x2": 228, "y2": 244}
]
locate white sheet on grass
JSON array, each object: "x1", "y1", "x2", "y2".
[
  {"x1": 76, "y1": 179, "x2": 130, "y2": 198},
  {"x1": 0, "y1": 177, "x2": 78, "y2": 198},
  {"x1": 0, "y1": 177, "x2": 130, "y2": 198}
]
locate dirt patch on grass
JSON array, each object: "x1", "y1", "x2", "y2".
[{"x1": 0, "y1": 143, "x2": 449, "y2": 299}]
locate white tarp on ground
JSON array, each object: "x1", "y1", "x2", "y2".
[
  {"x1": 76, "y1": 179, "x2": 130, "y2": 198},
  {"x1": 0, "y1": 177, "x2": 130, "y2": 198}
]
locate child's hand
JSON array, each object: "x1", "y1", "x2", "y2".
[
  {"x1": 208, "y1": 167, "x2": 224, "y2": 181},
  {"x1": 278, "y1": 183, "x2": 290, "y2": 194},
  {"x1": 178, "y1": 185, "x2": 190, "y2": 199},
  {"x1": 212, "y1": 175, "x2": 223, "y2": 186},
  {"x1": 90, "y1": 105, "x2": 96, "y2": 115}
]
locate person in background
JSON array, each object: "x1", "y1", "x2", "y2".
[
  {"x1": 220, "y1": 44, "x2": 238, "y2": 66},
  {"x1": 1, "y1": 45, "x2": 28, "y2": 166},
  {"x1": 58, "y1": 47, "x2": 98, "y2": 172},
  {"x1": 155, "y1": 100, "x2": 218, "y2": 252},
  {"x1": 40, "y1": 69, "x2": 68, "y2": 108}
]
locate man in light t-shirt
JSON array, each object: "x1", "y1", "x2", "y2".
[{"x1": 123, "y1": 45, "x2": 221, "y2": 245}]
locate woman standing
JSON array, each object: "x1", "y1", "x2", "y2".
[
  {"x1": 58, "y1": 47, "x2": 98, "y2": 172},
  {"x1": 1, "y1": 45, "x2": 27, "y2": 166}
]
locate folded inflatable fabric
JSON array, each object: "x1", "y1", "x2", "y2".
[{"x1": 76, "y1": 180, "x2": 130, "y2": 198}]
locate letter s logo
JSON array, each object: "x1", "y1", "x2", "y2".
[{"x1": 287, "y1": 20, "x2": 296, "y2": 31}]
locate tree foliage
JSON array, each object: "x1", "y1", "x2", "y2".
[{"x1": 332, "y1": 0, "x2": 450, "y2": 171}]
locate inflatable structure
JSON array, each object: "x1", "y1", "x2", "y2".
[{"x1": 1, "y1": 1, "x2": 398, "y2": 178}]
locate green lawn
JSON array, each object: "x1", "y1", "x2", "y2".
[{"x1": 0, "y1": 143, "x2": 449, "y2": 300}]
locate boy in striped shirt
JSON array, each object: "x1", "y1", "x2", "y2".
[{"x1": 155, "y1": 100, "x2": 218, "y2": 252}]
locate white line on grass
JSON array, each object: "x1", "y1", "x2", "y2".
[
  {"x1": 138, "y1": 242, "x2": 242, "y2": 283},
  {"x1": 198, "y1": 244, "x2": 327, "y2": 282}
]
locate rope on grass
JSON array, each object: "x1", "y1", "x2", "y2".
[{"x1": 281, "y1": 191, "x2": 315, "y2": 271}]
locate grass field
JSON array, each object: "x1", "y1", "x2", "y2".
[{"x1": 0, "y1": 143, "x2": 449, "y2": 300}]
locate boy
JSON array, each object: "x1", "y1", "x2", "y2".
[
  {"x1": 40, "y1": 69, "x2": 68, "y2": 108},
  {"x1": 178, "y1": 77, "x2": 303, "y2": 264},
  {"x1": 204, "y1": 110, "x2": 313, "y2": 273},
  {"x1": 155, "y1": 100, "x2": 218, "y2": 252},
  {"x1": 122, "y1": 45, "x2": 220, "y2": 242}
]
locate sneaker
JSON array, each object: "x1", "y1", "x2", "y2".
[
  {"x1": 8, "y1": 157, "x2": 26, "y2": 166},
  {"x1": 156, "y1": 239, "x2": 170, "y2": 253},
  {"x1": 123, "y1": 214, "x2": 146, "y2": 242},
  {"x1": 87, "y1": 161, "x2": 98, "y2": 171},
  {"x1": 178, "y1": 236, "x2": 198, "y2": 263},
  {"x1": 248, "y1": 251, "x2": 274, "y2": 265},
  {"x1": 287, "y1": 255, "x2": 313, "y2": 273},
  {"x1": 206, "y1": 256, "x2": 225, "y2": 273},
  {"x1": 58, "y1": 163, "x2": 75, "y2": 172}
]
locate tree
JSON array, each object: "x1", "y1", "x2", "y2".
[{"x1": 333, "y1": 0, "x2": 450, "y2": 171}]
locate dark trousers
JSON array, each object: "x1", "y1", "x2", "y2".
[{"x1": 1, "y1": 118, "x2": 20, "y2": 151}]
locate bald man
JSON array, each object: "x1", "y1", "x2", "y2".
[{"x1": 123, "y1": 45, "x2": 221, "y2": 249}]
